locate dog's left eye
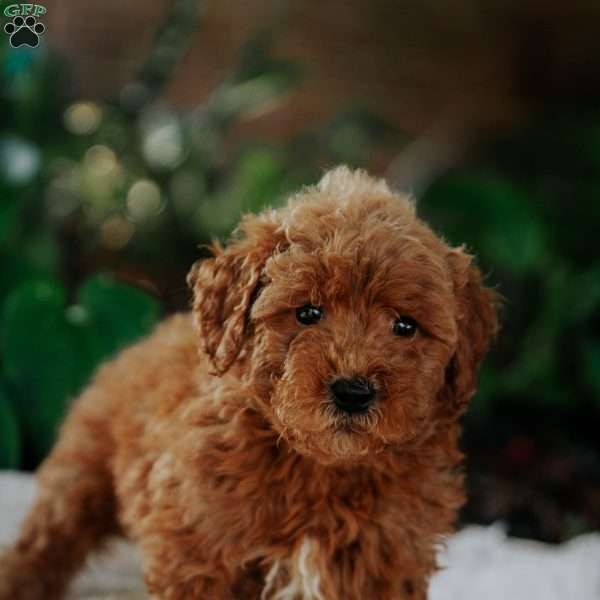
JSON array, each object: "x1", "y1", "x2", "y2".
[
  {"x1": 392, "y1": 315, "x2": 418, "y2": 337},
  {"x1": 296, "y1": 304, "x2": 323, "y2": 325}
]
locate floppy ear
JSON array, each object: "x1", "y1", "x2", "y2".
[
  {"x1": 440, "y1": 248, "x2": 499, "y2": 416},
  {"x1": 187, "y1": 213, "x2": 284, "y2": 375}
]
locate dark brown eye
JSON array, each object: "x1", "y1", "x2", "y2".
[
  {"x1": 296, "y1": 304, "x2": 323, "y2": 325},
  {"x1": 392, "y1": 316, "x2": 418, "y2": 337}
]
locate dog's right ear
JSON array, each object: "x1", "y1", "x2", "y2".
[
  {"x1": 187, "y1": 213, "x2": 284, "y2": 375},
  {"x1": 438, "y1": 247, "x2": 499, "y2": 418}
]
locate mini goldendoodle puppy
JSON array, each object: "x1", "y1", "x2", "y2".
[{"x1": 0, "y1": 166, "x2": 498, "y2": 600}]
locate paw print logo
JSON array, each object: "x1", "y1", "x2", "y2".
[{"x1": 4, "y1": 15, "x2": 45, "y2": 48}]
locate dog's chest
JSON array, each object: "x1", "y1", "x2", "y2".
[
  {"x1": 146, "y1": 424, "x2": 435, "y2": 599},
  {"x1": 222, "y1": 484, "x2": 374, "y2": 600},
  {"x1": 206, "y1": 450, "x2": 381, "y2": 539},
  {"x1": 259, "y1": 536, "x2": 326, "y2": 600},
  {"x1": 198, "y1": 446, "x2": 391, "y2": 564}
]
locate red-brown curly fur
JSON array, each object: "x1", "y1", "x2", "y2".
[{"x1": 0, "y1": 166, "x2": 498, "y2": 599}]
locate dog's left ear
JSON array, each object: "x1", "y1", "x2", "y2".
[
  {"x1": 440, "y1": 248, "x2": 499, "y2": 416},
  {"x1": 187, "y1": 213, "x2": 284, "y2": 375}
]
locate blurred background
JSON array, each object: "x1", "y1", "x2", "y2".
[{"x1": 0, "y1": 0, "x2": 599, "y2": 544}]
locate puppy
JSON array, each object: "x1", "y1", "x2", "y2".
[{"x1": 0, "y1": 166, "x2": 498, "y2": 599}]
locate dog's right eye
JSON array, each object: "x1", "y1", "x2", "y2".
[{"x1": 296, "y1": 304, "x2": 323, "y2": 325}]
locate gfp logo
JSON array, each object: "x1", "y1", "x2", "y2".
[{"x1": 3, "y1": 4, "x2": 47, "y2": 48}]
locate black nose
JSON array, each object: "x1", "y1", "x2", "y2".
[{"x1": 330, "y1": 378, "x2": 375, "y2": 414}]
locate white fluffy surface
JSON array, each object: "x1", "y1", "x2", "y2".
[{"x1": 1, "y1": 471, "x2": 599, "y2": 599}]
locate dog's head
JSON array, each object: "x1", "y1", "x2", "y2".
[{"x1": 189, "y1": 167, "x2": 498, "y2": 465}]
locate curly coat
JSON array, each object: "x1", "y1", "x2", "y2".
[{"x1": 0, "y1": 166, "x2": 498, "y2": 599}]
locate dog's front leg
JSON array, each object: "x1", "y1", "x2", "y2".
[
  {"x1": 143, "y1": 566, "x2": 235, "y2": 600},
  {"x1": 256, "y1": 536, "x2": 427, "y2": 600},
  {"x1": 325, "y1": 562, "x2": 429, "y2": 600},
  {"x1": 140, "y1": 537, "x2": 236, "y2": 600},
  {"x1": 327, "y1": 563, "x2": 429, "y2": 600}
]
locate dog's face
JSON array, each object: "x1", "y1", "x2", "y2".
[{"x1": 189, "y1": 167, "x2": 497, "y2": 465}]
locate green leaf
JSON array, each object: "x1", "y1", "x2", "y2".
[
  {"x1": 0, "y1": 198, "x2": 22, "y2": 246},
  {"x1": 231, "y1": 146, "x2": 287, "y2": 213},
  {"x1": 0, "y1": 252, "x2": 41, "y2": 301},
  {"x1": 0, "y1": 387, "x2": 20, "y2": 469},
  {"x1": 211, "y1": 65, "x2": 301, "y2": 122},
  {"x1": 78, "y1": 274, "x2": 161, "y2": 357},
  {"x1": 1, "y1": 275, "x2": 160, "y2": 463},
  {"x1": 207, "y1": 28, "x2": 302, "y2": 128},
  {"x1": 421, "y1": 173, "x2": 547, "y2": 274},
  {"x1": 194, "y1": 146, "x2": 287, "y2": 235},
  {"x1": 2, "y1": 279, "x2": 83, "y2": 461}
]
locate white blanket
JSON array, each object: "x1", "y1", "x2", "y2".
[{"x1": 1, "y1": 472, "x2": 598, "y2": 599}]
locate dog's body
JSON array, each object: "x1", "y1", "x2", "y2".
[{"x1": 0, "y1": 167, "x2": 497, "y2": 599}]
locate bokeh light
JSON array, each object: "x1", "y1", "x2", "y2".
[
  {"x1": 63, "y1": 102, "x2": 103, "y2": 136},
  {"x1": 139, "y1": 107, "x2": 185, "y2": 169},
  {"x1": 100, "y1": 214, "x2": 135, "y2": 249},
  {"x1": 83, "y1": 145, "x2": 118, "y2": 178},
  {"x1": 126, "y1": 179, "x2": 164, "y2": 222},
  {"x1": 0, "y1": 137, "x2": 40, "y2": 185}
]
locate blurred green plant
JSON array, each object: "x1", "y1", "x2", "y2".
[
  {"x1": 419, "y1": 117, "x2": 600, "y2": 541},
  {"x1": 420, "y1": 117, "x2": 600, "y2": 428},
  {"x1": 1, "y1": 276, "x2": 160, "y2": 463},
  {"x1": 0, "y1": 2, "x2": 400, "y2": 468}
]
